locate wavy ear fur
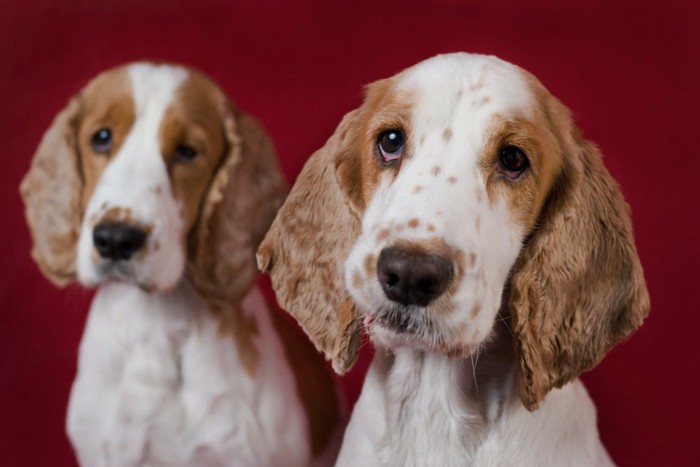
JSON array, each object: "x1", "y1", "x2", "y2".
[
  {"x1": 20, "y1": 98, "x2": 83, "y2": 286},
  {"x1": 257, "y1": 110, "x2": 363, "y2": 374},
  {"x1": 509, "y1": 96, "x2": 650, "y2": 410},
  {"x1": 189, "y1": 105, "x2": 287, "y2": 304}
]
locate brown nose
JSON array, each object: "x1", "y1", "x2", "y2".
[
  {"x1": 377, "y1": 247, "x2": 453, "y2": 307},
  {"x1": 93, "y1": 222, "x2": 147, "y2": 261}
]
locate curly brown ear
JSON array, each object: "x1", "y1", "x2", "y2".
[
  {"x1": 189, "y1": 105, "x2": 287, "y2": 304},
  {"x1": 509, "y1": 99, "x2": 650, "y2": 410},
  {"x1": 20, "y1": 98, "x2": 83, "y2": 287},
  {"x1": 257, "y1": 110, "x2": 363, "y2": 374}
]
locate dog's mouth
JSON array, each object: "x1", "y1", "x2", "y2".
[
  {"x1": 362, "y1": 303, "x2": 448, "y2": 350},
  {"x1": 94, "y1": 260, "x2": 152, "y2": 289}
]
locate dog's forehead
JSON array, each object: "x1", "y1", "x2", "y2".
[
  {"x1": 395, "y1": 54, "x2": 534, "y2": 122},
  {"x1": 127, "y1": 63, "x2": 189, "y2": 114}
]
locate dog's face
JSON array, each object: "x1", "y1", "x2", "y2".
[
  {"x1": 23, "y1": 63, "x2": 286, "y2": 300},
  {"x1": 343, "y1": 56, "x2": 562, "y2": 355},
  {"x1": 259, "y1": 53, "x2": 649, "y2": 409}
]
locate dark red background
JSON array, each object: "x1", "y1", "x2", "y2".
[{"x1": 2, "y1": 1, "x2": 698, "y2": 465}]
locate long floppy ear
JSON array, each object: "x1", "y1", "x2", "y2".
[
  {"x1": 509, "y1": 98, "x2": 650, "y2": 410},
  {"x1": 20, "y1": 98, "x2": 83, "y2": 287},
  {"x1": 189, "y1": 105, "x2": 287, "y2": 304},
  {"x1": 257, "y1": 110, "x2": 363, "y2": 374}
]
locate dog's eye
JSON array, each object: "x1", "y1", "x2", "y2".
[
  {"x1": 90, "y1": 128, "x2": 113, "y2": 154},
  {"x1": 173, "y1": 145, "x2": 198, "y2": 163},
  {"x1": 498, "y1": 145, "x2": 529, "y2": 179},
  {"x1": 377, "y1": 130, "x2": 404, "y2": 163}
]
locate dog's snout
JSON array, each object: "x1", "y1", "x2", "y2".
[
  {"x1": 93, "y1": 222, "x2": 147, "y2": 261},
  {"x1": 377, "y1": 247, "x2": 453, "y2": 307}
]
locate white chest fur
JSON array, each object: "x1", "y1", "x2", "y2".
[
  {"x1": 67, "y1": 283, "x2": 309, "y2": 467},
  {"x1": 337, "y1": 349, "x2": 614, "y2": 467}
]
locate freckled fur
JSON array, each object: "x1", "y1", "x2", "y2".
[{"x1": 260, "y1": 53, "x2": 648, "y2": 466}]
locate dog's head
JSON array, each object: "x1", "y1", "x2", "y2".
[
  {"x1": 258, "y1": 53, "x2": 649, "y2": 409},
  {"x1": 22, "y1": 62, "x2": 286, "y2": 302}
]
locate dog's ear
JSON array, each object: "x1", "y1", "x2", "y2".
[
  {"x1": 189, "y1": 103, "x2": 287, "y2": 304},
  {"x1": 20, "y1": 97, "x2": 83, "y2": 287},
  {"x1": 257, "y1": 110, "x2": 363, "y2": 374},
  {"x1": 509, "y1": 96, "x2": 650, "y2": 410}
]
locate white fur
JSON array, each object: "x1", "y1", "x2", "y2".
[
  {"x1": 68, "y1": 64, "x2": 313, "y2": 466},
  {"x1": 77, "y1": 64, "x2": 187, "y2": 292},
  {"x1": 339, "y1": 54, "x2": 615, "y2": 466},
  {"x1": 68, "y1": 285, "x2": 310, "y2": 467}
]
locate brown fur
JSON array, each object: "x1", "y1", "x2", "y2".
[
  {"x1": 257, "y1": 109, "x2": 364, "y2": 374},
  {"x1": 76, "y1": 67, "x2": 135, "y2": 211},
  {"x1": 508, "y1": 70, "x2": 650, "y2": 410},
  {"x1": 187, "y1": 100, "x2": 287, "y2": 304}
]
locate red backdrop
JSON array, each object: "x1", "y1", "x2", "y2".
[{"x1": 1, "y1": 1, "x2": 698, "y2": 465}]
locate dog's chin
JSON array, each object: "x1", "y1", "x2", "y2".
[
  {"x1": 362, "y1": 302, "x2": 485, "y2": 359},
  {"x1": 79, "y1": 261, "x2": 170, "y2": 293}
]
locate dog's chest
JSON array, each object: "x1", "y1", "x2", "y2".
[
  {"x1": 67, "y1": 283, "x2": 308, "y2": 466},
  {"x1": 377, "y1": 350, "x2": 486, "y2": 467}
]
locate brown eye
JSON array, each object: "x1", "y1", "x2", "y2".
[
  {"x1": 90, "y1": 128, "x2": 112, "y2": 154},
  {"x1": 377, "y1": 130, "x2": 404, "y2": 163},
  {"x1": 173, "y1": 144, "x2": 198, "y2": 163},
  {"x1": 498, "y1": 145, "x2": 529, "y2": 178}
]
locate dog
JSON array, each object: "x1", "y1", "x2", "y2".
[
  {"x1": 21, "y1": 62, "x2": 342, "y2": 466},
  {"x1": 258, "y1": 53, "x2": 650, "y2": 466}
]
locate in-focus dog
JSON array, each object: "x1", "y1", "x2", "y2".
[{"x1": 259, "y1": 53, "x2": 649, "y2": 467}]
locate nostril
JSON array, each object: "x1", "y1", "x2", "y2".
[
  {"x1": 377, "y1": 247, "x2": 453, "y2": 307},
  {"x1": 93, "y1": 222, "x2": 147, "y2": 261}
]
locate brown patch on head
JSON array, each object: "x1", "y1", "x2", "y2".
[
  {"x1": 214, "y1": 303, "x2": 260, "y2": 377},
  {"x1": 160, "y1": 70, "x2": 228, "y2": 234},
  {"x1": 75, "y1": 67, "x2": 136, "y2": 212},
  {"x1": 480, "y1": 96, "x2": 491, "y2": 106},
  {"x1": 447, "y1": 176, "x2": 457, "y2": 184},
  {"x1": 427, "y1": 223, "x2": 436, "y2": 232},
  {"x1": 335, "y1": 76, "x2": 415, "y2": 212},
  {"x1": 477, "y1": 107, "x2": 562, "y2": 231},
  {"x1": 412, "y1": 185, "x2": 424, "y2": 194},
  {"x1": 431, "y1": 165, "x2": 441, "y2": 176},
  {"x1": 408, "y1": 218, "x2": 420, "y2": 229},
  {"x1": 442, "y1": 128, "x2": 453, "y2": 141}
]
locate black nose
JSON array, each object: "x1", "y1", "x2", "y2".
[
  {"x1": 93, "y1": 222, "x2": 147, "y2": 261},
  {"x1": 377, "y1": 247, "x2": 453, "y2": 307}
]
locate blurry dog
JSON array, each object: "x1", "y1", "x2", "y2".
[{"x1": 21, "y1": 62, "x2": 342, "y2": 466}]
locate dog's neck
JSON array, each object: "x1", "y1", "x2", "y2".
[{"x1": 372, "y1": 320, "x2": 518, "y2": 464}]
